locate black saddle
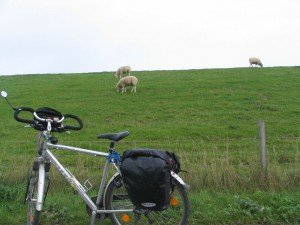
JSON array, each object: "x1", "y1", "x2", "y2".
[{"x1": 97, "y1": 131, "x2": 129, "y2": 142}]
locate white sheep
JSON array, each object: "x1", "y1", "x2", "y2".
[
  {"x1": 249, "y1": 57, "x2": 263, "y2": 67},
  {"x1": 115, "y1": 65, "x2": 131, "y2": 79},
  {"x1": 115, "y1": 76, "x2": 138, "y2": 93}
]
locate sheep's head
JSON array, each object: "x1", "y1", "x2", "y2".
[{"x1": 115, "y1": 86, "x2": 121, "y2": 92}]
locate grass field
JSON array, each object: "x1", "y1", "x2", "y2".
[{"x1": 0, "y1": 67, "x2": 299, "y2": 224}]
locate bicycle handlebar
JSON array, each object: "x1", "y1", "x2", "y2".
[
  {"x1": 13, "y1": 107, "x2": 83, "y2": 132},
  {"x1": 33, "y1": 112, "x2": 65, "y2": 123},
  {"x1": 14, "y1": 107, "x2": 35, "y2": 124},
  {"x1": 63, "y1": 114, "x2": 83, "y2": 131}
]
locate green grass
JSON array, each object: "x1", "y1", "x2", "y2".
[
  {"x1": 188, "y1": 190, "x2": 300, "y2": 224},
  {"x1": 1, "y1": 67, "x2": 299, "y2": 189},
  {"x1": 0, "y1": 67, "x2": 300, "y2": 224},
  {"x1": 1, "y1": 67, "x2": 300, "y2": 140},
  {"x1": 0, "y1": 183, "x2": 299, "y2": 225}
]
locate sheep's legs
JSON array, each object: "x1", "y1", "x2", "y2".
[
  {"x1": 131, "y1": 87, "x2": 136, "y2": 93},
  {"x1": 120, "y1": 86, "x2": 136, "y2": 93}
]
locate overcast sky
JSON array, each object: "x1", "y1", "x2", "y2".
[{"x1": 0, "y1": 0, "x2": 299, "y2": 75}]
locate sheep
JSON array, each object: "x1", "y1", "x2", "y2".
[
  {"x1": 249, "y1": 57, "x2": 263, "y2": 67},
  {"x1": 115, "y1": 65, "x2": 131, "y2": 79},
  {"x1": 115, "y1": 76, "x2": 138, "y2": 93}
]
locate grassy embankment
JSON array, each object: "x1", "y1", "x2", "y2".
[{"x1": 0, "y1": 67, "x2": 299, "y2": 224}]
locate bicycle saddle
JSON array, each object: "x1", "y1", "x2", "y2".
[{"x1": 97, "y1": 131, "x2": 129, "y2": 142}]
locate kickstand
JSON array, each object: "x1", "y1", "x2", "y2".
[{"x1": 134, "y1": 209, "x2": 154, "y2": 225}]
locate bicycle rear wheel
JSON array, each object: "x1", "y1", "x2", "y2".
[{"x1": 105, "y1": 174, "x2": 189, "y2": 225}]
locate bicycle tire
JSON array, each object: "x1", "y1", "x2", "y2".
[
  {"x1": 26, "y1": 131, "x2": 44, "y2": 225},
  {"x1": 26, "y1": 166, "x2": 50, "y2": 225},
  {"x1": 105, "y1": 174, "x2": 190, "y2": 225},
  {"x1": 26, "y1": 170, "x2": 41, "y2": 225}
]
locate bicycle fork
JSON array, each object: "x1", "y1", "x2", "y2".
[{"x1": 24, "y1": 161, "x2": 50, "y2": 209}]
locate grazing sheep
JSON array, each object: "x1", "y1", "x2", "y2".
[
  {"x1": 115, "y1": 76, "x2": 138, "y2": 93},
  {"x1": 115, "y1": 65, "x2": 131, "y2": 79},
  {"x1": 249, "y1": 57, "x2": 263, "y2": 67}
]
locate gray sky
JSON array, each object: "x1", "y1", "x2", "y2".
[{"x1": 1, "y1": 0, "x2": 299, "y2": 75}]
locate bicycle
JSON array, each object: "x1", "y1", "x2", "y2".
[{"x1": 1, "y1": 90, "x2": 190, "y2": 225}]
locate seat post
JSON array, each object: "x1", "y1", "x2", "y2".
[{"x1": 109, "y1": 141, "x2": 115, "y2": 150}]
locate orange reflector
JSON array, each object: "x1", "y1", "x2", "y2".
[
  {"x1": 170, "y1": 196, "x2": 179, "y2": 207},
  {"x1": 122, "y1": 213, "x2": 131, "y2": 222}
]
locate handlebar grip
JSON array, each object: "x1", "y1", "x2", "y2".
[
  {"x1": 14, "y1": 107, "x2": 35, "y2": 124},
  {"x1": 63, "y1": 114, "x2": 83, "y2": 130}
]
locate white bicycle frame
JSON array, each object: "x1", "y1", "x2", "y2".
[{"x1": 35, "y1": 133, "x2": 133, "y2": 225}]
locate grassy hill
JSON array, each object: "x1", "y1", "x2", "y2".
[
  {"x1": 1, "y1": 67, "x2": 300, "y2": 140},
  {"x1": 0, "y1": 67, "x2": 299, "y2": 224},
  {"x1": 0, "y1": 67, "x2": 299, "y2": 189}
]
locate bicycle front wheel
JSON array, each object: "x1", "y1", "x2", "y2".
[
  {"x1": 105, "y1": 174, "x2": 190, "y2": 225},
  {"x1": 26, "y1": 163, "x2": 49, "y2": 225},
  {"x1": 26, "y1": 169, "x2": 41, "y2": 225}
]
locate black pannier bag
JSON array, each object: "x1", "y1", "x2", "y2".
[{"x1": 120, "y1": 149, "x2": 180, "y2": 211}]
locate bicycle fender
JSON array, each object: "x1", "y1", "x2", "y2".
[
  {"x1": 107, "y1": 172, "x2": 120, "y2": 187},
  {"x1": 171, "y1": 171, "x2": 190, "y2": 190},
  {"x1": 103, "y1": 172, "x2": 120, "y2": 206}
]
